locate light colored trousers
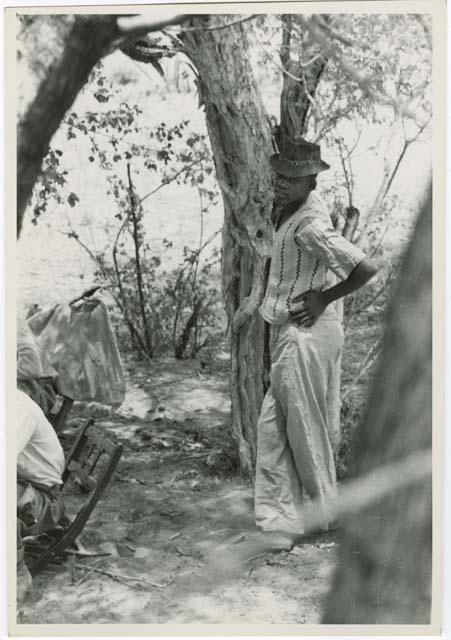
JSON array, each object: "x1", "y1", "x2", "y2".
[{"x1": 255, "y1": 312, "x2": 344, "y2": 534}]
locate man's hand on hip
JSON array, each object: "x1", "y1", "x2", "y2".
[{"x1": 290, "y1": 290, "x2": 328, "y2": 327}]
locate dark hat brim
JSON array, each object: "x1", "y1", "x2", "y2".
[{"x1": 270, "y1": 154, "x2": 330, "y2": 178}]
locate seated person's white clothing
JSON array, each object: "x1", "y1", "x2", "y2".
[{"x1": 16, "y1": 388, "x2": 64, "y2": 488}]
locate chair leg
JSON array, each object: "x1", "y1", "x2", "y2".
[
  {"x1": 62, "y1": 419, "x2": 94, "y2": 484},
  {"x1": 29, "y1": 444, "x2": 123, "y2": 576}
]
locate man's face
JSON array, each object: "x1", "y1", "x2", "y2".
[{"x1": 273, "y1": 173, "x2": 314, "y2": 207}]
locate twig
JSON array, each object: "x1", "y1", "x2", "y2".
[
  {"x1": 139, "y1": 158, "x2": 204, "y2": 205},
  {"x1": 56, "y1": 227, "x2": 109, "y2": 281},
  {"x1": 357, "y1": 115, "x2": 431, "y2": 245},
  {"x1": 383, "y1": 114, "x2": 431, "y2": 200},
  {"x1": 336, "y1": 138, "x2": 353, "y2": 208},
  {"x1": 73, "y1": 558, "x2": 105, "y2": 587},
  {"x1": 73, "y1": 562, "x2": 175, "y2": 590}
]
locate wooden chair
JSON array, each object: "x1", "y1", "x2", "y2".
[
  {"x1": 48, "y1": 395, "x2": 75, "y2": 434},
  {"x1": 24, "y1": 420, "x2": 123, "y2": 576}
]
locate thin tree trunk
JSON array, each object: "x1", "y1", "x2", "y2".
[
  {"x1": 175, "y1": 298, "x2": 202, "y2": 359},
  {"x1": 181, "y1": 16, "x2": 274, "y2": 477},
  {"x1": 323, "y1": 187, "x2": 432, "y2": 623},
  {"x1": 276, "y1": 14, "x2": 328, "y2": 148},
  {"x1": 112, "y1": 240, "x2": 149, "y2": 357},
  {"x1": 127, "y1": 164, "x2": 153, "y2": 357}
]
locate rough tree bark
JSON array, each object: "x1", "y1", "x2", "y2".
[
  {"x1": 323, "y1": 187, "x2": 432, "y2": 623},
  {"x1": 16, "y1": 13, "x2": 187, "y2": 237},
  {"x1": 179, "y1": 16, "x2": 274, "y2": 478},
  {"x1": 276, "y1": 14, "x2": 328, "y2": 148},
  {"x1": 17, "y1": 13, "x2": 334, "y2": 477},
  {"x1": 180, "y1": 15, "x2": 331, "y2": 476}
]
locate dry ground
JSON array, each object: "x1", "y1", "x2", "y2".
[{"x1": 18, "y1": 353, "x2": 339, "y2": 625}]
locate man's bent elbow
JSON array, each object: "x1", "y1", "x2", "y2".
[{"x1": 360, "y1": 257, "x2": 378, "y2": 283}]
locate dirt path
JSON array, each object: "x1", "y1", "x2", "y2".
[{"x1": 18, "y1": 353, "x2": 338, "y2": 625}]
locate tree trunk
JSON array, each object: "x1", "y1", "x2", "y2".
[
  {"x1": 181, "y1": 16, "x2": 274, "y2": 478},
  {"x1": 127, "y1": 164, "x2": 154, "y2": 357},
  {"x1": 323, "y1": 187, "x2": 432, "y2": 623},
  {"x1": 181, "y1": 15, "x2": 330, "y2": 476},
  {"x1": 17, "y1": 16, "x2": 120, "y2": 236},
  {"x1": 277, "y1": 15, "x2": 327, "y2": 147},
  {"x1": 17, "y1": 14, "x2": 187, "y2": 237}
]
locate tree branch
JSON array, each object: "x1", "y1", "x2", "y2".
[
  {"x1": 17, "y1": 13, "x2": 189, "y2": 236},
  {"x1": 337, "y1": 138, "x2": 354, "y2": 208},
  {"x1": 299, "y1": 15, "x2": 417, "y2": 120},
  {"x1": 310, "y1": 15, "x2": 354, "y2": 47},
  {"x1": 115, "y1": 14, "x2": 188, "y2": 42},
  {"x1": 180, "y1": 15, "x2": 259, "y2": 33}
]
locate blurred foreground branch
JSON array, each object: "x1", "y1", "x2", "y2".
[{"x1": 324, "y1": 186, "x2": 433, "y2": 623}]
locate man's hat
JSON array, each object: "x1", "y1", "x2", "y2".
[{"x1": 270, "y1": 137, "x2": 330, "y2": 178}]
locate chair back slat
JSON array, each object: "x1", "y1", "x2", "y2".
[
  {"x1": 66, "y1": 460, "x2": 97, "y2": 491},
  {"x1": 27, "y1": 422, "x2": 123, "y2": 576}
]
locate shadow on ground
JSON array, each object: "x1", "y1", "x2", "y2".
[{"x1": 18, "y1": 354, "x2": 338, "y2": 624}]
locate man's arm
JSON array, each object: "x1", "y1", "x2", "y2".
[
  {"x1": 291, "y1": 257, "x2": 377, "y2": 327},
  {"x1": 16, "y1": 390, "x2": 37, "y2": 455},
  {"x1": 322, "y1": 257, "x2": 378, "y2": 305}
]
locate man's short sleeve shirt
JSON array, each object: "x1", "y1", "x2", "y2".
[{"x1": 259, "y1": 192, "x2": 366, "y2": 325}]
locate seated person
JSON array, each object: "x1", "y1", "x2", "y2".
[
  {"x1": 16, "y1": 388, "x2": 65, "y2": 601},
  {"x1": 17, "y1": 314, "x2": 58, "y2": 416}
]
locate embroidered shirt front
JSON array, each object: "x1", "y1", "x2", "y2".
[{"x1": 259, "y1": 191, "x2": 366, "y2": 326}]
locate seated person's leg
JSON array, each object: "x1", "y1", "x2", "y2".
[
  {"x1": 16, "y1": 518, "x2": 32, "y2": 605},
  {"x1": 17, "y1": 480, "x2": 64, "y2": 538}
]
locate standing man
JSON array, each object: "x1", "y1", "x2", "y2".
[{"x1": 255, "y1": 137, "x2": 377, "y2": 535}]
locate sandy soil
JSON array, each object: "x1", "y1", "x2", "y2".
[{"x1": 18, "y1": 353, "x2": 339, "y2": 625}]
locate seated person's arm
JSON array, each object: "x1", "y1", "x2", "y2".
[{"x1": 16, "y1": 389, "x2": 36, "y2": 455}]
